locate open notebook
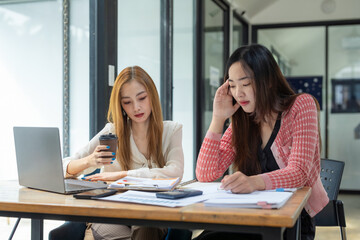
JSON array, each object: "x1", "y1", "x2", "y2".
[{"x1": 108, "y1": 176, "x2": 180, "y2": 191}]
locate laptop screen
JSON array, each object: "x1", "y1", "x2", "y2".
[{"x1": 13, "y1": 127, "x2": 66, "y2": 193}]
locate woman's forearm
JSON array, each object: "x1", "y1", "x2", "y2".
[
  {"x1": 66, "y1": 156, "x2": 91, "y2": 175},
  {"x1": 208, "y1": 117, "x2": 226, "y2": 134}
]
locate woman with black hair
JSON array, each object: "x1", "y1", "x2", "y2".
[{"x1": 195, "y1": 44, "x2": 328, "y2": 240}]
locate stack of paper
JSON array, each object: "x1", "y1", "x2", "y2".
[
  {"x1": 203, "y1": 190, "x2": 294, "y2": 209},
  {"x1": 102, "y1": 180, "x2": 295, "y2": 209},
  {"x1": 108, "y1": 176, "x2": 180, "y2": 191},
  {"x1": 101, "y1": 190, "x2": 209, "y2": 207},
  {"x1": 181, "y1": 182, "x2": 295, "y2": 209}
]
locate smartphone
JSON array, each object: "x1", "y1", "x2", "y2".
[
  {"x1": 73, "y1": 189, "x2": 117, "y2": 199},
  {"x1": 156, "y1": 189, "x2": 203, "y2": 199}
]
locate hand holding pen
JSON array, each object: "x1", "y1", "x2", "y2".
[{"x1": 220, "y1": 171, "x2": 265, "y2": 194}]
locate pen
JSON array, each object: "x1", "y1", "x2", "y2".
[
  {"x1": 124, "y1": 184, "x2": 159, "y2": 188},
  {"x1": 275, "y1": 188, "x2": 296, "y2": 192}
]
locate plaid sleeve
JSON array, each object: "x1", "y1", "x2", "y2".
[
  {"x1": 196, "y1": 126, "x2": 235, "y2": 182},
  {"x1": 261, "y1": 94, "x2": 321, "y2": 189}
]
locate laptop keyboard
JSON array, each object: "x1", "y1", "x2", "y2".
[
  {"x1": 65, "y1": 183, "x2": 93, "y2": 191},
  {"x1": 65, "y1": 179, "x2": 107, "y2": 191}
]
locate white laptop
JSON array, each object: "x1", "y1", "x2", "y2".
[{"x1": 13, "y1": 126, "x2": 108, "y2": 194}]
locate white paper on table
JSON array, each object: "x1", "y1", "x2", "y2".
[
  {"x1": 179, "y1": 181, "x2": 221, "y2": 195},
  {"x1": 99, "y1": 190, "x2": 210, "y2": 207},
  {"x1": 204, "y1": 191, "x2": 294, "y2": 209},
  {"x1": 180, "y1": 181, "x2": 294, "y2": 209},
  {"x1": 108, "y1": 176, "x2": 180, "y2": 190},
  {"x1": 100, "y1": 181, "x2": 295, "y2": 209}
]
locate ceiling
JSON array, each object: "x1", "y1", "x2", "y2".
[
  {"x1": 230, "y1": 0, "x2": 360, "y2": 24},
  {"x1": 227, "y1": 0, "x2": 360, "y2": 70}
]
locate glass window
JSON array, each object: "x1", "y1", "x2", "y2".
[
  {"x1": 257, "y1": 24, "x2": 360, "y2": 190},
  {"x1": 232, "y1": 14, "x2": 244, "y2": 51},
  {"x1": 69, "y1": 0, "x2": 90, "y2": 155},
  {"x1": 0, "y1": 0, "x2": 63, "y2": 180},
  {"x1": 201, "y1": 0, "x2": 225, "y2": 139},
  {"x1": 258, "y1": 27, "x2": 326, "y2": 155},
  {"x1": 173, "y1": 0, "x2": 194, "y2": 180},
  {"x1": 117, "y1": 0, "x2": 160, "y2": 91},
  {"x1": 328, "y1": 24, "x2": 360, "y2": 190}
]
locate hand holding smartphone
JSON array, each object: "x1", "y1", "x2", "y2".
[
  {"x1": 73, "y1": 189, "x2": 117, "y2": 199},
  {"x1": 156, "y1": 189, "x2": 203, "y2": 199}
]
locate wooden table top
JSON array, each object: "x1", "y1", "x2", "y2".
[{"x1": 0, "y1": 180, "x2": 311, "y2": 228}]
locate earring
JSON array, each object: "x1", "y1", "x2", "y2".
[{"x1": 122, "y1": 110, "x2": 129, "y2": 121}]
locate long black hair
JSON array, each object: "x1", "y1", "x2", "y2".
[{"x1": 225, "y1": 44, "x2": 297, "y2": 175}]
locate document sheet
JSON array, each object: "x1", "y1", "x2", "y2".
[
  {"x1": 100, "y1": 190, "x2": 209, "y2": 207},
  {"x1": 108, "y1": 176, "x2": 180, "y2": 191},
  {"x1": 101, "y1": 181, "x2": 295, "y2": 209}
]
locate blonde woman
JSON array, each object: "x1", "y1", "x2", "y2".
[{"x1": 55, "y1": 66, "x2": 184, "y2": 240}]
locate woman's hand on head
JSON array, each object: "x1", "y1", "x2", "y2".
[
  {"x1": 84, "y1": 171, "x2": 127, "y2": 181},
  {"x1": 208, "y1": 80, "x2": 240, "y2": 133},
  {"x1": 87, "y1": 145, "x2": 116, "y2": 167},
  {"x1": 213, "y1": 80, "x2": 240, "y2": 122},
  {"x1": 220, "y1": 171, "x2": 265, "y2": 194}
]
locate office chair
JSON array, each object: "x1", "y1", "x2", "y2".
[
  {"x1": 165, "y1": 228, "x2": 192, "y2": 240},
  {"x1": 315, "y1": 158, "x2": 347, "y2": 240}
]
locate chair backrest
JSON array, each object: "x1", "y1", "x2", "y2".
[
  {"x1": 316, "y1": 159, "x2": 347, "y2": 235},
  {"x1": 320, "y1": 159, "x2": 345, "y2": 200}
]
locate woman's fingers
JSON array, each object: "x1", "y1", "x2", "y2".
[
  {"x1": 83, "y1": 173, "x2": 100, "y2": 181},
  {"x1": 91, "y1": 145, "x2": 116, "y2": 166},
  {"x1": 221, "y1": 172, "x2": 242, "y2": 190},
  {"x1": 96, "y1": 151, "x2": 115, "y2": 159},
  {"x1": 220, "y1": 80, "x2": 229, "y2": 92},
  {"x1": 98, "y1": 157, "x2": 114, "y2": 165},
  {"x1": 213, "y1": 81, "x2": 238, "y2": 120},
  {"x1": 221, "y1": 172, "x2": 254, "y2": 193},
  {"x1": 216, "y1": 80, "x2": 231, "y2": 97},
  {"x1": 96, "y1": 145, "x2": 109, "y2": 152},
  {"x1": 85, "y1": 174, "x2": 105, "y2": 181},
  {"x1": 84, "y1": 172, "x2": 121, "y2": 181}
]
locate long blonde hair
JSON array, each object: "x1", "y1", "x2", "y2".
[{"x1": 107, "y1": 66, "x2": 165, "y2": 170}]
